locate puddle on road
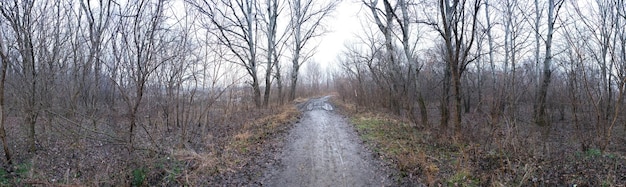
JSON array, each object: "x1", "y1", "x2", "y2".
[{"x1": 305, "y1": 100, "x2": 334, "y2": 111}]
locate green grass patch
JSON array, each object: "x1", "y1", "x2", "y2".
[
  {"x1": 0, "y1": 169, "x2": 9, "y2": 187},
  {"x1": 350, "y1": 115, "x2": 423, "y2": 175},
  {"x1": 446, "y1": 170, "x2": 480, "y2": 187},
  {"x1": 11, "y1": 161, "x2": 31, "y2": 184},
  {"x1": 348, "y1": 113, "x2": 475, "y2": 185},
  {"x1": 332, "y1": 98, "x2": 480, "y2": 185},
  {"x1": 575, "y1": 148, "x2": 617, "y2": 160},
  {"x1": 156, "y1": 157, "x2": 184, "y2": 184},
  {"x1": 585, "y1": 148, "x2": 602, "y2": 158},
  {"x1": 131, "y1": 167, "x2": 146, "y2": 187}
]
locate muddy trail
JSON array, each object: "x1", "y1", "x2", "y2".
[{"x1": 262, "y1": 96, "x2": 392, "y2": 186}]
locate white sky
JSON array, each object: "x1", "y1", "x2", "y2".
[
  {"x1": 170, "y1": 0, "x2": 366, "y2": 73},
  {"x1": 312, "y1": 0, "x2": 365, "y2": 70}
]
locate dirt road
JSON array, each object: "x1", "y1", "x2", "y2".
[{"x1": 262, "y1": 96, "x2": 391, "y2": 186}]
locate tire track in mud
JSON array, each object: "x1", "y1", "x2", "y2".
[{"x1": 262, "y1": 96, "x2": 391, "y2": 187}]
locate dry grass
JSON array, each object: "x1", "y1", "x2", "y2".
[
  {"x1": 332, "y1": 98, "x2": 491, "y2": 186},
  {"x1": 218, "y1": 104, "x2": 301, "y2": 171},
  {"x1": 174, "y1": 149, "x2": 219, "y2": 175},
  {"x1": 254, "y1": 104, "x2": 301, "y2": 126},
  {"x1": 149, "y1": 104, "x2": 301, "y2": 186},
  {"x1": 331, "y1": 97, "x2": 626, "y2": 186},
  {"x1": 349, "y1": 113, "x2": 472, "y2": 185},
  {"x1": 0, "y1": 102, "x2": 302, "y2": 186},
  {"x1": 292, "y1": 97, "x2": 309, "y2": 104}
]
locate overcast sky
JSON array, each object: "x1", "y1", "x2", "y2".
[{"x1": 313, "y1": 0, "x2": 364, "y2": 70}]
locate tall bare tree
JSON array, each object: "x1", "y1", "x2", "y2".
[
  {"x1": 273, "y1": 33, "x2": 290, "y2": 105},
  {"x1": 397, "y1": 0, "x2": 429, "y2": 127},
  {"x1": 0, "y1": 24, "x2": 13, "y2": 164},
  {"x1": 0, "y1": 0, "x2": 39, "y2": 152},
  {"x1": 77, "y1": 0, "x2": 113, "y2": 125},
  {"x1": 189, "y1": 0, "x2": 263, "y2": 108},
  {"x1": 260, "y1": 0, "x2": 284, "y2": 107},
  {"x1": 363, "y1": 0, "x2": 405, "y2": 114},
  {"x1": 534, "y1": 0, "x2": 564, "y2": 126},
  {"x1": 500, "y1": 0, "x2": 531, "y2": 124},
  {"x1": 287, "y1": 0, "x2": 336, "y2": 101},
  {"x1": 436, "y1": 0, "x2": 482, "y2": 134},
  {"x1": 110, "y1": 0, "x2": 169, "y2": 152}
]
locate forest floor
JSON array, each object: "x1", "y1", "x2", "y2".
[
  {"x1": 0, "y1": 100, "x2": 303, "y2": 186},
  {"x1": 330, "y1": 96, "x2": 626, "y2": 186},
  {"x1": 1, "y1": 95, "x2": 625, "y2": 186}
]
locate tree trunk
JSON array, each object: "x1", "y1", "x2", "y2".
[
  {"x1": 289, "y1": 0, "x2": 302, "y2": 102},
  {"x1": 485, "y1": 0, "x2": 497, "y2": 98},
  {"x1": 534, "y1": 0, "x2": 541, "y2": 88},
  {"x1": 26, "y1": 47, "x2": 37, "y2": 153},
  {"x1": 26, "y1": 112, "x2": 37, "y2": 152},
  {"x1": 401, "y1": 0, "x2": 428, "y2": 126},
  {"x1": 0, "y1": 43, "x2": 12, "y2": 164},
  {"x1": 417, "y1": 92, "x2": 429, "y2": 127},
  {"x1": 289, "y1": 60, "x2": 299, "y2": 101},
  {"x1": 128, "y1": 111, "x2": 136, "y2": 153},
  {"x1": 275, "y1": 52, "x2": 284, "y2": 105},
  {"x1": 263, "y1": 64, "x2": 272, "y2": 107},
  {"x1": 535, "y1": 0, "x2": 557, "y2": 126},
  {"x1": 263, "y1": 0, "x2": 278, "y2": 108},
  {"x1": 252, "y1": 74, "x2": 262, "y2": 108},
  {"x1": 276, "y1": 64, "x2": 284, "y2": 105},
  {"x1": 451, "y1": 65, "x2": 462, "y2": 134},
  {"x1": 440, "y1": 66, "x2": 450, "y2": 131}
]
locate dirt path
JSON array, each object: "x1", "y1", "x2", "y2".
[{"x1": 262, "y1": 96, "x2": 391, "y2": 186}]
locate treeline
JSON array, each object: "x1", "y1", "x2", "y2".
[
  {"x1": 334, "y1": 0, "x2": 626, "y2": 152},
  {"x1": 0, "y1": 0, "x2": 335, "y2": 174}
]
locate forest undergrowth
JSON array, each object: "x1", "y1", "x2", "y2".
[
  {"x1": 0, "y1": 103, "x2": 301, "y2": 186},
  {"x1": 331, "y1": 97, "x2": 626, "y2": 186}
]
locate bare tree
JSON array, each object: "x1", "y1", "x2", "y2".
[
  {"x1": 77, "y1": 0, "x2": 113, "y2": 126},
  {"x1": 110, "y1": 0, "x2": 169, "y2": 152},
  {"x1": 499, "y1": 0, "x2": 532, "y2": 125},
  {"x1": 0, "y1": 0, "x2": 39, "y2": 152},
  {"x1": 618, "y1": 0, "x2": 626, "y2": 134},
  {"x1": 0, "y1": 24, "x2": 12, "y2": 164},
  {"x1": 397, "y1": 0, "x2": 429, "y2": 127},
  {"x1": 263, "y1": 0, "x2": 278, "y2": 107},
  {"x1": 260, "y1": 0, "x2": 288, "y2": 107},
  {"x1": 363, "y1": 0, "x2": 405, "y2": 114},
  {"x1": 153, "y1": 9, "x2": 199, "y2": 148},
  {"x1": 273, "y1": 33, "x2": 290, "y2": 105},
  {"x1": 339, "y1": 27, "x2": 384, "y2": 109},
  {"x1": 567, "y1": 0, "x2": 625, "y2": 151},
  {"x1": 189, "y1": 0, "x2": 263, "y2": 108},
  {"x1": 287, "y1": 0, "x2": 336, "y2": 101},
  {"x1": 534, "y1": 0, "x2": 564, "y2": 126},
  {"x1": 435, "y1": 0, "x2": 482, "y2": 134},
  {"x1": 482, "y1": 0, "x2": 501, "y2": 123}
]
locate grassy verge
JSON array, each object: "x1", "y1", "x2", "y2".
[
  {"x1": 332, "y1": 97, "x2": 626, "y2": 186},
  {"x1": 171, "y1": 104, "x2": 301, "y2": 185},
  {"x1": 332, "y1": 97, "x2": 481, "y2": 186},
  {"x1": 227, "y1": 104, "x2": 301, "y2": 158}
]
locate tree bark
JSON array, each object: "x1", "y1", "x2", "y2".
[
  {"x1": 441, "y1": 66, "x2": 450, "y2": 130},
  {"x1": 263, "y1": 0, "x2": 279, "y2": 107},
  {"x1": 0, "y1": 38, "x2": 12, "y2": 164},
  {"x1": 534, "y1": 0, "x2": 558, "y2": 126}
]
